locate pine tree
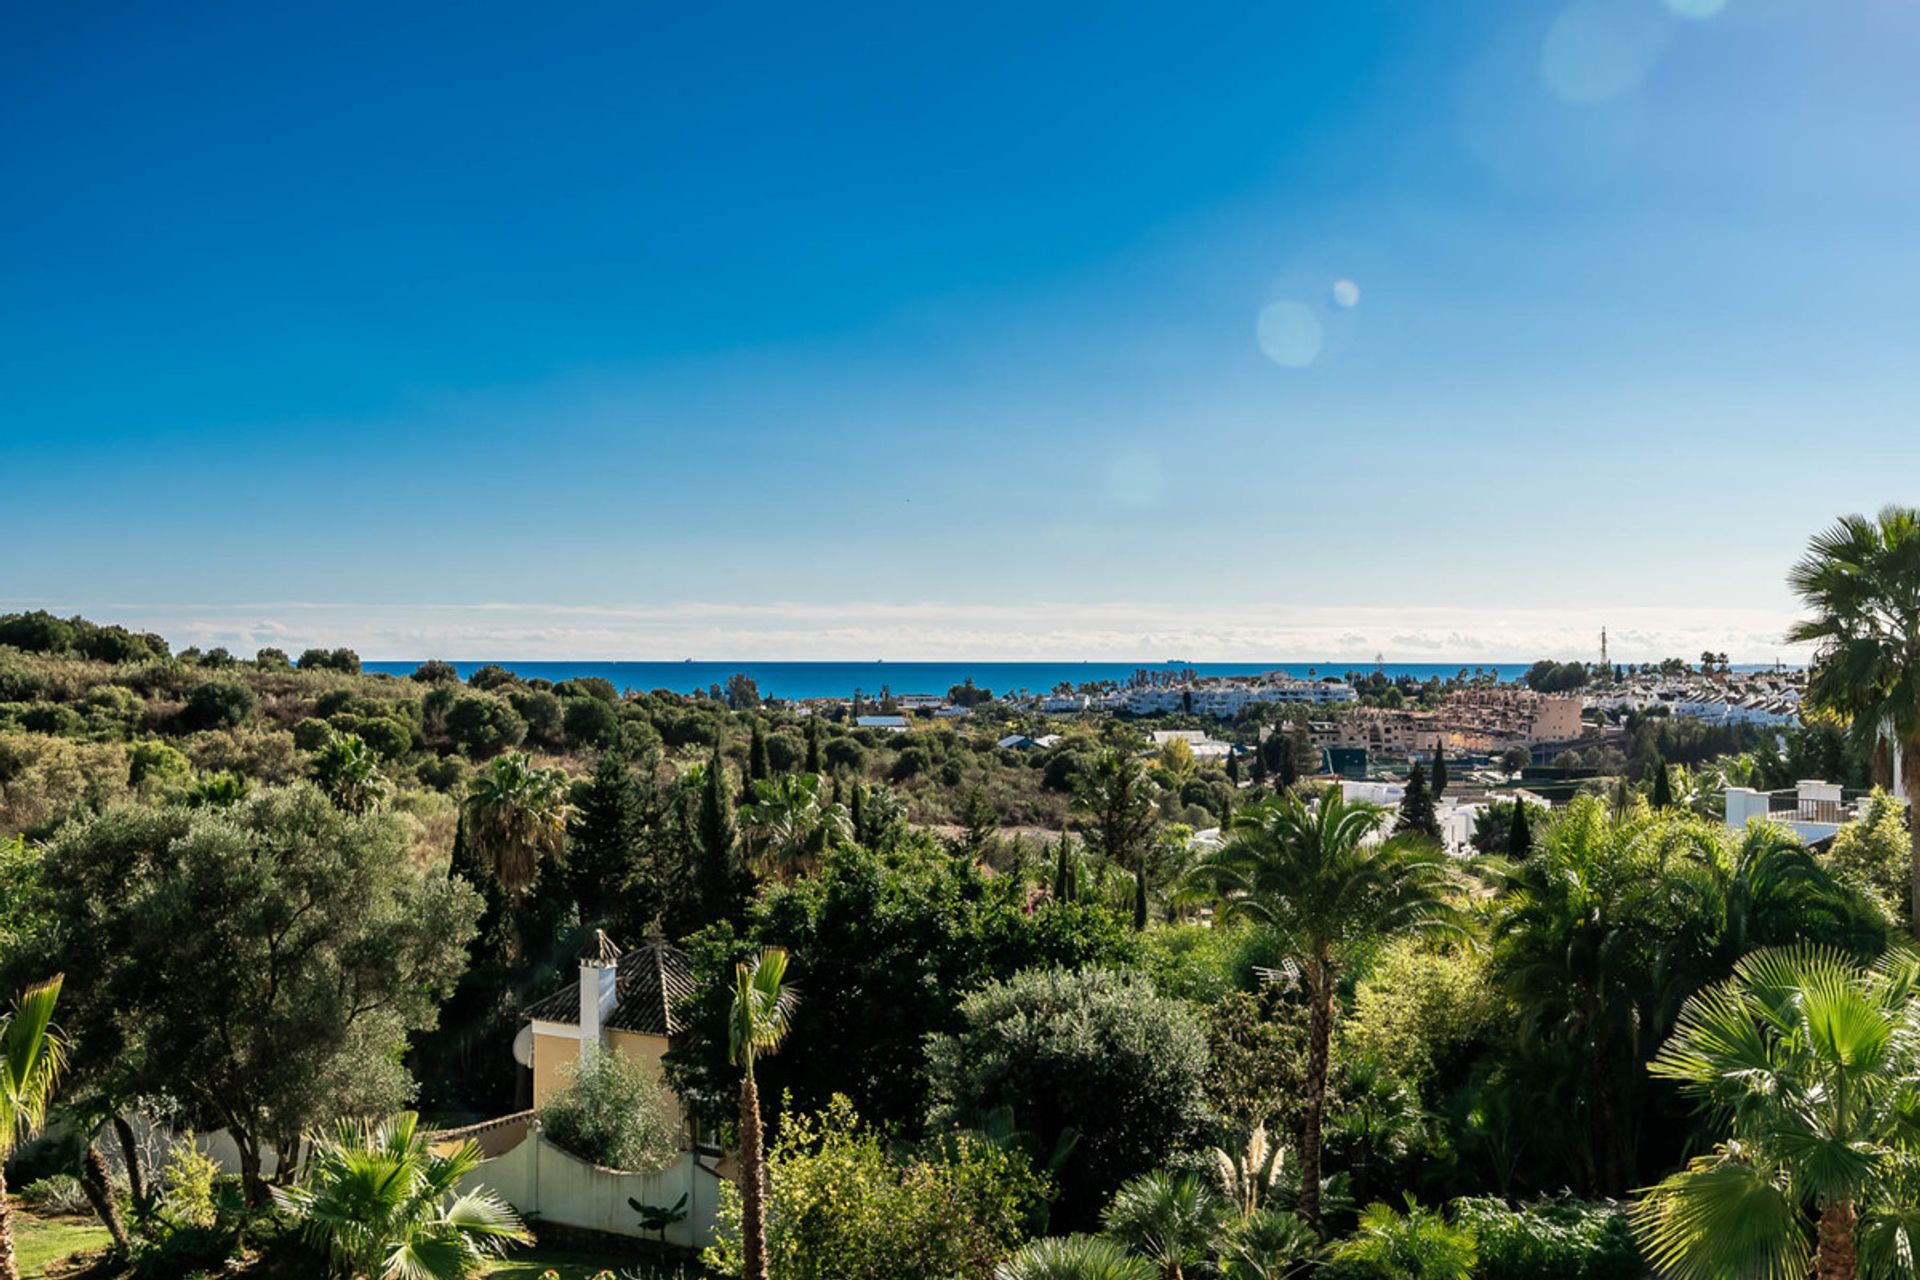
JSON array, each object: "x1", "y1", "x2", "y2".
[
  {"x1": 748, "y1": 720, "x2": 770, "y2": 784},
  {"x1": 1397, "y1": 761, "x2": 1442, "y2": 840},
  {"x1": 1431, "y1": 741, "x2": 1449, "y2": 796},
  {"x1": 1260, "y1": 730, "x2": 1286, "y2": 776},
  {"x1": 1650, "y1": 752, "x2": 1675, "y2": 809},
  {"x1": 697, "y1": 737, "x2": 740, "y2": 923},
  {"x1": 1509, "y1": 794, "x2": 1532, "y2": 858},
  {"x1": 568, "y1": 747, "x2": 643, "y2": 925},
  {"x1": 805, "y1": 717, "x2": 822, "y2": 775}
]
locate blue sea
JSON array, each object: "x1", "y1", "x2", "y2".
[{"x1": 361, "y1": 659, "x2": 1540, "y2": 700}]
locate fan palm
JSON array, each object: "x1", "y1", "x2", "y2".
[
  {"x1": 272, "y1": 1111, "x2": 529, "y2": 1280},
  {"x1": 1787, "y1": 507, "x2": 1920, "y2": 931},
  {"x1": 463, "y1": 753, "x2": 571, "y2": 894},
  {"x1": 310, "y1": 732, "x2": 391, "y2": 815},
  {"x1": 1184, "y1": 792, "x2": 1462, "y2": 1226},
  {"x1": 1101, "y1": 1170, "x2": 1225, "y2": 1280},
  {"x1": 1634, "y1": 945, "x2": 1920, "y2": 1280},
  {"x1": 994, "y1": 1234, "x2": 1157, "y2": 1280},
  {"x1": 739, "y1": 772, "x2": 850, "y2": 880},
  {"x1": 1217, "y1": 1206, "x2": 1321, "y2": 1280},
  {"x1": 1, "y1": 976, "x2": 66, "y2": 1280},
  {"x1": 729, "y1": 948, "x2": 797, "y2": 1280}
]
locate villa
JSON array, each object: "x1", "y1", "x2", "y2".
[{"x1": 520, "y1": 931, "x2": 697, "y2": 1124}]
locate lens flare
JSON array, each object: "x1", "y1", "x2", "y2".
[
  {"x1": 1331, "y1": 279, "x2": 1361, "y2": 309},
  {"x1": 1541, "y1": 0, "x2": 1670, "y2": 104},
  {"x1": 1256, "y1": 301, "x2": 1323, "y2": 368}
]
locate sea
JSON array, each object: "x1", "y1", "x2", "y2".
[{"x1": 360, "y1": 659, "x2": 1540, "y2": 701}]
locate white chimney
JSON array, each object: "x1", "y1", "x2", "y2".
[{"x1": 578, "y1": 929, "x2": 622, "y2": 1063}]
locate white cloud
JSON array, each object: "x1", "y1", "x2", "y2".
[{"x1": 4, "y1": 597, "x2": 1811, "y2": 664}]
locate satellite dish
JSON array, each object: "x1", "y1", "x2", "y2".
[{"x1": 512, "y1": 1023, "x2": 534, "y2": 1069}]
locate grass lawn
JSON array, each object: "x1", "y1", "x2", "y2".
[
  {"x1": 485, "y1": 1244, "x2": 712, "y2": 1280},
  {"x1": 11, "y1": 1212, "x2": 112, "y2": 1280}
]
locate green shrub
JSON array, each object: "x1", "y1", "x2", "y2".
[
  {"x1": 18, "y1": 1173, "x2": 91, "y2": 1215},
  {"x1": 444, "y1": 691, "x2": 527, "y2": 759},
  {"x1": 539, "y1": 1049, "x2": 680, "y2": 1172},
  {"x1": 160, "y1": 1132, "x2": 222, "y2": 1229},
  {"x1": 1451, "y1": 1196, "x2": 1642, "y2": 1280},
  {"x1": 1327, "y1": 1198, "x2": 1475, "y2": 1280},
  {"x1": 0, "y1": 659, "x2": 51, "y2": 703},
  {"x1": 925, "y1": 966, "x2": 1211, "y2": 1228},
  {"x1": 706, "y1": 1095, "x2": 1045, "y2": 1280},
  {"x1": 179, "y1": 680, "x2": 256, "y2": 731}
]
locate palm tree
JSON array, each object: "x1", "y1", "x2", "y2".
[
  {"x1": 1788, "y1": 507, "x2": 1920, "y2": 931},
  {"x1": 1217, "y1": 1207, "x2": 1320, "y2": 1280},
  {"x1": 739, "y1": 772, "x2": 850, "y2": 880},
  {"x1": 273, "y1": 1111, "x2": 529, "y2": 1280},
  {"x1": 1485, "y1": 798, "x2": 1684, "y2": 1195},
  {"x1": 995, "y1": 1235, "x2": 1157, "y2": 1280},
  {"x1": 463, "y1": 753, "x2": 570, "y2": 894},
  {"x1": 310, "y1": 732, "x2": 390, "y2": 815},
  {"x1": 1101, "y1": 1170, "x2": 1226, "y2": 1280},
  {"x1": 1, "y1": 976, "x2": 66, "y2": 1280},
  {"x1": 1634, "y1": 946, "x2": 1920, "y2": 1280},
  {"x1": 729, "y1": 948, "x2": 797, "y2": 1280},
  {"x1": 1184, "y1": 792, "x2": 1461, "y2": 1227}
]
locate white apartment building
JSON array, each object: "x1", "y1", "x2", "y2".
[{"x1": 1118, "y1": 680, "x2": 1356, "y2": 718}]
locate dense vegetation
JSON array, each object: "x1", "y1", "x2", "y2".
[{"x1": 6, "y1": 505, "x2": 1920, "y2": 1280}]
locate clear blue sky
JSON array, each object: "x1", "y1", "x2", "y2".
[{"x1": 6, "y1": 1, "x2": 1918, "y2": 660}]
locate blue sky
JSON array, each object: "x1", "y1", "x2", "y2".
[{"x1": 6, "y1": 0, "x2": 1920, "y2": 660}]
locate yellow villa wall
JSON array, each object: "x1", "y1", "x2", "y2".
[{"x1": 531, "y1": 1026, "x2": 685, "y2": 1135}]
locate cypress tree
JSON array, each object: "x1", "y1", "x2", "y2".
[
  {"x1": 1289, "y1": 722, "x2": 1319, "y2": 779},
  {"x1": 696, "y1": 737, "x2": 739, "y2": 923},
  {"x1": 1226, "y1": 752, "x2": 1241, "y2": 785},
  {"x1": 805, "y1": 717, "x2": 823, "y2": 774},
  {"x1": 1431, "y1": 741, "x2": 1449, "y2": 797},
  {"x1": 1052, "y1": 831, "x2": 1076, "y2": 903},
  {"x1": 1397, "y1": 761, "x2": 1441, "y2": 840},
  {"x1": 1509, "y1": 795, "x2": 1533, "y2": 859},
  {"x1": 1276, "y1": 740, "x2": 1299, "y2": 792},
  {"x1": 748, "y1": 720, "x2": 770, "y2": 784},
  {"x1": 849, "y1": 779, "x2": 866, "y2": 847},
  {"x1": 1650, "y1": 752, "x2": 1675, "y2": 809}
]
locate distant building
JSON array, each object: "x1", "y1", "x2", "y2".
[
  {"x1": 855, "y1": 714, "x2": 910, "y2": 731},
  {"x1": 1149, "y1": 728, "x2": 1233, "y2": 760},
  {"x1": 1725, "y1": 779, "x2": 1897, "y2": 844},
  {"x1": 1119, "y1": 679, "x2": 1355, "y2": 718}
]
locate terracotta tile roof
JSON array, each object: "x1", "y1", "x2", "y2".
[{"x1": 522, "y1": 939, "x2": 697, "y2": 1038}]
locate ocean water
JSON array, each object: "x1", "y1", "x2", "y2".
[{"x1": 360, "y1": 659, "x2": 1539, "y2": 700}]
